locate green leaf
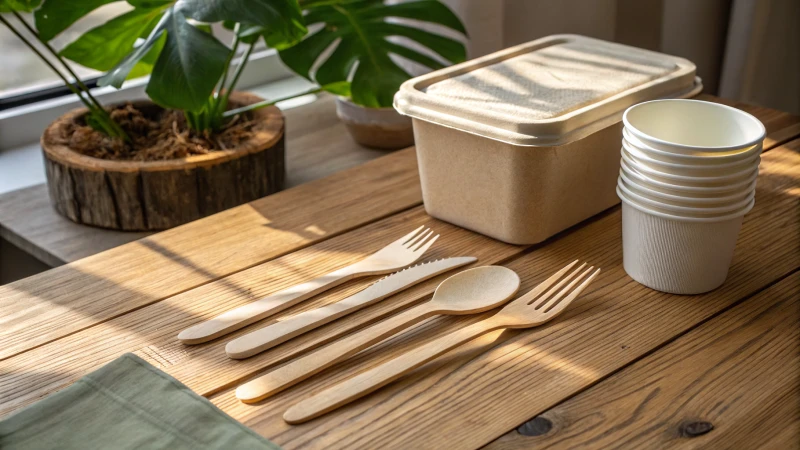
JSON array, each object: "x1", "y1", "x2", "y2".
[
  {"x1": 34, "y1": 0, "x2": 117, "y2": 41},
  {"x1": 1, "y1": 0, "x2": 42, "y2": 12},
  {"x1": 145, "y1": 9, "x2": 229, "y2": 111},
  {"x1": 98, "y1": 11, "x2": 169, "y2": 88},
  {"x1": 127, "y1": 0, "x2": 172, "y2": 7},
  {"x1": 178, "y1": 0, "x2": 306, "y2": 47},
  {"x1": 60, "y1": 6, "x2": 166, "y2": 71},
  {"x1": 222, "y1": 20, "x2": 262, "y2": 44},
  {"x1": 279, "y1": 0, "x2": 466, "y2": 107},
  {"x1": 125, "y1": 28, "x2": 166, "y2": 79}
]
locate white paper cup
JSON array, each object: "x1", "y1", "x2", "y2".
[
  {"x1": 622, "y1": 138, "x2": 760, "y2": 176},
  {"x1": 621, "y1": 162, "x2": 758, "y2": 198},
  {"x1": 623, "y1": 99, "x2": 766, "y2": 156},
  {"x1": 621, "y1": 152, "x2": 758, "y2": 187},
  {"x1": 619, "y1": 169, "x2": 755, "y2": 207},
  {"x1": 617, "y1": 186, "x2": 752, "y2": 294},
  {"x1": 623, "y1": 128, "x2": 763, "y2": 165},
  {"x1": 618, "y1": 177, "x2": 755, "y2": 217}
]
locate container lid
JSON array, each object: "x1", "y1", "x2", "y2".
[{"x1": 394, "y1": 34, "x2": 701, "y2": 146}]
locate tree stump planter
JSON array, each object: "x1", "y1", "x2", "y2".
[{"x1": 41, "y1": 92, "x2": 285, "y2": 231}]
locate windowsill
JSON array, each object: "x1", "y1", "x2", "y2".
[{"x1": 0, "y1": 75, "x2": 318, "y2": 195}]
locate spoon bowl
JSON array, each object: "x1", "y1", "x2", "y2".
[
  {"x1": 235, "y1": 265, "x2": 520, "y2": 403},
  {"x1": 429, "y1": 266, "x2": 521, "y2": 314}
]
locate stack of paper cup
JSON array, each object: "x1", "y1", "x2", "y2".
[{"x1": 618, "y1": 99, "x2": 765, "y2": 294}]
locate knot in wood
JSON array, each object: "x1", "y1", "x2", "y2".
[
  {"x1": 517, "y1": 416, "x2": 553, "y2": 437},
  {"x1": 682, "y1": 421, "x2": 714, "y2": 437}
]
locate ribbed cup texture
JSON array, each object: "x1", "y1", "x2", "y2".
[{"x1": 621, "y1": 201, "x2": 743, "y2": 294}]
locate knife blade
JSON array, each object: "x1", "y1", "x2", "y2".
[{"x1": 225, "y1": 256, "x2": 477, "y2": 359}]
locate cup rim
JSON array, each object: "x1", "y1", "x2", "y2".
[
  {"x1": 622, "y1": 127, "x2": 763, "y2": 162},
  {"x1": 622, "y1": 137, "x2": 761, "y2": 171},
  {"x1": 621, "y1": 160, "x2": 759, "y2": 193},
  {"x1": 617, "y1": 185, "x2": 755, "y2": 223},
  {"x1": 623, "y1": 99, "x2": 766, "y2": 152},
  {"x1": 619, "y1": 169, "x2": 756, "y2": 204},
  {"x1": 618, "y1": 176, "x2": 755, "y2": 215},
  {"x1": 621, "y1": 151, "x2": 758, "y2": 184}
]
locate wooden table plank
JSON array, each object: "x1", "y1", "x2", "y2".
[
  {"x1": 485, "y1": 271, "x2": 800, "y2": 449},
  {"x1": 201, "y1": 141, "x2": 799, "y2": 449},
  {"x1": 0, "y1": 206, "x2": 523, "y2": 416},
  {"x1": 1, "y1": 98, "x2": 798, "y2": 449},
  {"x1": 2, "y1": 95, "x2": 795, "y2": 363},
  {"x1": 0, "y1": 94, "x2": 388, "y2": 267},
  {"x1": 0, "y1": 147, "x2": 422, "y2": 360}
]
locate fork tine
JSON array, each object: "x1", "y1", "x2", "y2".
[
  {"x1": 529, "y1": 262, "x2": 587, "y2": 307},
  {"x1": 519, "y1": 260, "x2": 579, "y2": 305},
  {"x1": 543, "y1": 268, "x2": 600, "y2": 316},
  {"x1": 406, "y1": 228, "x2": 432, "y2": 249},
  {"x1": 412, "y1": 233, "x2": 439, "y2": 253},
  {"x1": 537, "y1": 266, "x2": 594, "y2": 311},
  {"x1": 393, "y1": 225, "x2": 425, "y2": 246}
]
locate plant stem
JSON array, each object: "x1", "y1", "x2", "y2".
[
  {"x1": 212, "y1": 23, "x2": 240, "y2": 116},
  {"x1": 222, "y1": 87, "x2": 324, "y2": 118},
  {"x1": 5, "y1": 12, "x2": 128, "y2": 140},
  {"x1": 219, "y1": 42, "x2": 255, "y2": 113},
  {"x1": 11, "y1": 11, "x2": 106, "y2": 112},
  {"x1": 0, "y1": 15, "x2": 95, "y2": 111}
]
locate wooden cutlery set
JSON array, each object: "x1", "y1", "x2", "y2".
[{"x1": 178, "y1": 226, "x2": 599, "y2": 424}]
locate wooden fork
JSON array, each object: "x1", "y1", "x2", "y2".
[
  {"x1": 283, "y1": 261, "x2": 600, "y2": 424},
  {"x1": 178, "y1": 225, "x2": 439, "y2": 344}
]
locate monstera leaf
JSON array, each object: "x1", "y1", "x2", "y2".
[
  {"x1": 92, "y1": 0, "x2": 306, "y2": 112},
  {"x1": 59, "y1": 2, "x2": 167, "y2": 79},
  {"x1": 34, "y1": 0, "x2": 118, "y2": 41},
  {"x1": 279, "y1": 0, "x2": 466, "y2": 107}
]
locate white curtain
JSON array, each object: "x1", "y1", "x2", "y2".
[{"x1": 439, "y1": 0, "x2": 799, "y2": 114}]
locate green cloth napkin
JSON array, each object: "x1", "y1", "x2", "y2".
[{"x1": 0, "y1": 353, "x2": 280, "y2": 450}]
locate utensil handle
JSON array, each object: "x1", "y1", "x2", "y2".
[
  {"x1": 235, "y1": 303, "x2": 436, "y2": 403},
  {"x1": 283, "y1": 320, "x2": 496, "y2": 423},
  {"x1": 226, "y1": 288, "x2": 379, "y2": 359},
  {"x1": 178, "y1": 267, "x2": 356, "y2": 344}
]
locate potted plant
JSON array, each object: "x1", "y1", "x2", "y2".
[
  {"x1": 278, "y1": 0, "x2": 467, "y2": 149},
  {"x1": 0, "y1": 0, "x2": 309, "y2": 230}
]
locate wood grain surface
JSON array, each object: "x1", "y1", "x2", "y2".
[
  {"x1": 0, "y1": 146, "x2": 421, "y2": 360},
  {"x1": 202, "y1": 141, "x2": 799, "y2": 450},
  {"x1": 486, "y1": 271, "x2": 800, "y2": 450},
  {"x1": 0, "y1": 97, "x2": 798, "y2": 450}
]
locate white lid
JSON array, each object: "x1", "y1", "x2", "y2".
[{"x1": 394, "y1": 34, "x2": 701, "y2": 147}]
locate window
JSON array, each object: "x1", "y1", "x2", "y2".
[{"x1": 0, "y1": 4, "x2": 133, "y2": 104}]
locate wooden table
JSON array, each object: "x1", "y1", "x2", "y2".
[{"x1": 1, "y1": 95, "x2": 798, "y2": 449}]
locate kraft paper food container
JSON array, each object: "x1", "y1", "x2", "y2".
[
  {"x1": 622, "y1": 128, "x2": 762, "y2": 165},
  {"x1": 620, "y1": 152, "x2": 759, "y2": 187},
  {"x1": 617, "y1": 177, "x2": 755, "y2": 217},
  {"x1": 622, "y1": 138, "x2": 760, "y2": 176},
  {"x1": 619, "y1": 169, "x2": 755, "y2": 207},
  {"x1": 394, "y1": 34, "x2": 702, "y2": 244},
  {"x1": 617, "y1": 186, "x2": 753, "y2": 294},
  {"x1": 620, "y1": 159, "x2": 758, "y2": 197},
  {"x1": 623, "y1": 99, "x2": 766, "y2": 157}
]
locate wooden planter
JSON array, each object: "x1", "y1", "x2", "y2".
[{"x1": 41, "y1": 92, "x2": 285, "y2": 231}]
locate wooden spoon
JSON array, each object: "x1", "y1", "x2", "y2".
[
  {"x1": 284, "y1": 261, "x2": 598, "y2": 423},
  {"x1": 235, "y1": 266, "x2": 520, "y2": 403}
]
